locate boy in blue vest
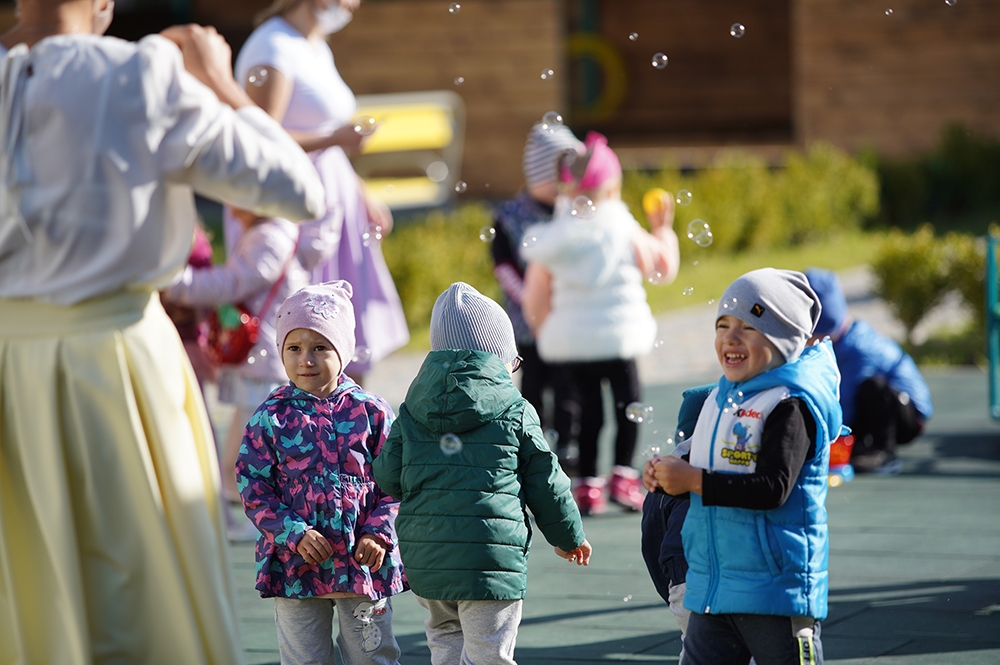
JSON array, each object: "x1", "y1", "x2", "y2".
[{"x1": 649, "y1": 268, "x2": 844, "y2": 665}]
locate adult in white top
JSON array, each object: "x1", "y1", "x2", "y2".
[
  {"x1": 229, "y1": 0, "x2": 409, "y2": 382},
  {"x1": 0, "y1": 2, "x2": 324, "y2": 663}
]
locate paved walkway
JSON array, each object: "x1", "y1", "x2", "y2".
[{"x1": 221, "y1": 267, "x2": 998, "y2": 664}]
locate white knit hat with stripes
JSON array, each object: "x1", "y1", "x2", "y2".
[
  {"x1": 522, "y1": 122, "x2": 584, "y2": 187},
  {"x1": 430, "y1": 282, "x2": 518, "y2": 366}
]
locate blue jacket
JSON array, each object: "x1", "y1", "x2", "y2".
[
  {"x1": 682, "y1": 343, "x2": 844, "y2": 620},
  {"x1": 834, "y1": 320, "x2": 933, "y2": 425}
]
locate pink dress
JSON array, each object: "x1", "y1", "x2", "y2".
[{"x1": 229, "y1": 16, "x2": 409, "y2": 374}]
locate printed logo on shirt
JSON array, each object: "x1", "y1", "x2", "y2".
[
  {"x1": 735, "y1": 407, "x2": 762, "y2": 420},
  {"x1": 720, "y1": 421, "x2": 758, "y2": 467}
]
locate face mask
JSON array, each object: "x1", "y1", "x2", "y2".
[
  {"x1": 315, "y1": 3, "x2": 353, "y2": 35},
  {"x1": 93, "y1": 0, "x2": 115, "y2": 35}
]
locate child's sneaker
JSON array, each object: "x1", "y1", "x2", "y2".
[
  {"x1": 574, "y1": 477, "x2": 607, "y2": 516},
  {"x1": 609, "y1": 465, "x2": 644, "y2": 511}
]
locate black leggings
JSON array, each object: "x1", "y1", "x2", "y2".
[
  {"x1": 517, "y1": 343, "x2": 578, "y2": 454},
  {"x1": 561, "y1": 358, "x2": 640, "y2": 478}
]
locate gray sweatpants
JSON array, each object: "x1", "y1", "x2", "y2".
[
  {"x1": 416, "y1": 595, "x2": 522, "y2": 665},
  {"x1": 273, "y1": 596, "x2": 401, "y2": 665}
]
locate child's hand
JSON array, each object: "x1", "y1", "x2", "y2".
[
  {"x1": 354, "y1": 534, "x2": 388, "y2": 572},
  {"x1": 297, "y1": 529, "x2": 333, "y2": 565},
  {"x1": 555, "y1": 539, "x2": 592, "y2": 566},
  {"x1": 652, "y1": 457, "x2": 703, "y2": 496},
  {"x1": 642, "y1": 188, "x2": 675, "y2": 232},
  {"x1": 642, "y1": 458, "x2": 660, "y2": 492}
]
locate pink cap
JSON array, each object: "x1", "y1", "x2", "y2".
[
  {"x1": 559, "y1": 131, "x2": 621, "y2": 191},
  {"x1": 275, "y1": 281, "x2": 356, "y2": 366}
]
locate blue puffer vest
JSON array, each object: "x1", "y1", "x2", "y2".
[{"x1": 682, "y1": 342, "x2": 844, "y2": 620}]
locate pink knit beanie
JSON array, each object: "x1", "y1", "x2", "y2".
[
  {"x1": 275, "y1": 280, "x2": 356, "y2": 366},
  {"x1": 559, "y1": 131, "x2": 621, "y2": 191}
]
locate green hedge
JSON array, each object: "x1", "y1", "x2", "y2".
[{"x1": 382, "y1": 142, "x2": 880, "y2": 333}]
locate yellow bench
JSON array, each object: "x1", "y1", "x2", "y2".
[{"x1": 351, "y1": 90, "x2": 466, "y2": 211}]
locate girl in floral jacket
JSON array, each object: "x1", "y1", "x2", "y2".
[{"x1": 236, "y1": 280, "x2": 405, "y2": 665}]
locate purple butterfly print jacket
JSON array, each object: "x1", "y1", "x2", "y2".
[{"x1": 236, "y1": 376, "x2": 407, "y2": 600}]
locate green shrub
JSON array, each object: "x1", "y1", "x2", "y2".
[
  {"x1": 381, "y1": 203, "x2": 500, "y2": 331},
  {"x1": 870, "y1": 225, "x2": 986, "y2": 347}
]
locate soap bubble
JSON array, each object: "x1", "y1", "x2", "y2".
[
  {"x1": 454, "y1": 76, "x2": 465, "y2": 85},
  {"x1": 708, "y1": 299, "x2": 716, "y2": 305},
  {"x1": 721, "y1": 297, "x2": 738, "y2": 310},
  {"x1": 544, "y1": 429, "x2": 560, "y2": 447},
  {"x1": 541, "y1": 69, "x2": 554, "y2": 80},
  {"x1": 353, "y1": 114, "x2": 376, "y2": 136},
  {"x1": 362, "y1": 223, "x2": 383, "y2": 247},
  {"x1": 247, "y1": 356, "x2": 256, "y2": 365},
  {"x1": 426, "y1": 161, "x2": 449, "y2": 182},
  {"x1": 686, "y1": 219, "x2": 713, "y2": 247},
  {"x1": 693, "y1": 260, "x2": 700, "y2": 266},
  {"x1": 945, "y1": 0, "x2": 956, "y2": 5},
  {"x1": 676, "y1": 189, "x2": 693, "y2": 206},
  {"x1": 247, "y1": 66, "x2": 269, "y2": 87},
  {"x1": 648, "y1": 271, "x2": 665, "y2": 285},
  {"x1": 651, "y1": 53, "x2": 669, "y2": 69},
  {"x1": 623, "y1": 594, "x2": 633, "y2": 602},
  {"x1": 642, "y1": 444, "x2": 662, "y2": 460},
  {"x1": 730, "y1": 23, "x2": 745, "y2": 38},
  {"x1": 454, "y1": 181, "x2": 468, "y2": 194},
  {"x1": 677, "y1": 431, "x2": 686, "y2": 440},
  {"x1": 541, "y1": 111, "x2": 563, "y2": 133},
  {"x1": 479, "y1": 226, "x2": 496, "y2": 243},
  {"x1": 352, "y1": 347, "x2": 372, "y2": 363},
  {"x1": 629, "y1": 32, "x2": 639, "y2": 41},
  {"x1": 440, "y1": 433, "x2": 463, "y2": 455},
  {"x1": 570, "y1": 195, "x2": 597, "y2": 220},
  {"x1": 626, "y1": 402, "x2": 654, "y2": 424},
  {"x1": 521, "y1": 235, "x2": 538, "y2": 249},
  {"x1": 885, "y1": 7, "x2": 893, "y2": 14},
  {"x1": 653, "y1": 338, "x2": 665, "y2": 348},
  {"x1": 683, "y1": 286, "x2": 694, "y2": 296},
  {"x1": 260, "y1": 349, "x2": 268, "y2": 357},
  {"x1": 448, "y1": 2, "x2": 460, "y2": 14}
]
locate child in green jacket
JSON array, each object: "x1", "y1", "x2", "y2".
[{"x1": 373, "y1": 282, "x2": 591, "y2": 665}]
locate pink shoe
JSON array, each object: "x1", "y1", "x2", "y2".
[
  {"x1": 609, "y1": 466, "x2": 644, "y2": 511},
  {"x1": 574, "y1": 477, "x2": 607, "y2": 516}
]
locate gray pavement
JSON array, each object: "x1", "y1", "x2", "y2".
[{"x1": 221, "y1": 267, "x2": 999, "y2": 664}]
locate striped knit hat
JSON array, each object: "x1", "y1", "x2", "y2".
[
  {"x1": 430, "y1": 282, "x2": 518, "y2": 366},
  {"x1": 522, "y1": 122, "x2": 584, "y2": 187}
]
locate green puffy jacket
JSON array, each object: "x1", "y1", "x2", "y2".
[{"x1": 373, "y1": 349, "x2": 585, "y2": 601}]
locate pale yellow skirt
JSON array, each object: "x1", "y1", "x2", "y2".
[{"x1": 0, "y1": 292, "x2": 245, "y2": 665}]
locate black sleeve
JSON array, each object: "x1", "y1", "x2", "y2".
[
  {"x1": 701, "y1": 398, "x2": 817, "y2": 510},
  {"x1": 490, "y1": 216, "x2": 520, "y2": 272}
]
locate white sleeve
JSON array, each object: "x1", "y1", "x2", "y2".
[{"x1": 137, "y1": 35, "x2": 325, "y2": 222}]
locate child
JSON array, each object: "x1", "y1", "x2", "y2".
[
  {"x1": 373, "y1": 282, "x2": 592, "y2": 665},
  {"x1": 491, "y1": 122, "x2": 585, "y2": 468},
  {"x1": 236, "y1": 281, "x2": 406, "y2": 665},
  {"x1": 650, "y1": 268, "x2": 844, "y2": 665},
  {"x1": 806, "y1": 268, "x2": 933, "y2": 474},
  {"x1": 520, "y1": 131, "x2": 680, "y2": 514}
]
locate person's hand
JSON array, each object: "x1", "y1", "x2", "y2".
[
  {"x1": 354, "y1": 533, "x2": 388, "y2": 572},
  {"x1": 642, "y1": 458, "x2": 660, "y2": 492},
  {"x1": 644, "y1": 189, "x2": 675, "y2": 233},
  {"x1": 364, "y1": 190, "x2": 394, "y2": 236},
  {"x1": 652, "y1": 457, "x2": 703, "y2": 496},
  {"x1": 555, "y1": 539, "x2": 592, "y2": 566},
  {"x1": 296, "y1": 529, "x2": 334, "y2": 565},
  {"x1": 329, "y1": 123, "x2": 367, "y2": 154},
  {"x1": 159, "y1": 24, "x2": 251, "y2": 109}
]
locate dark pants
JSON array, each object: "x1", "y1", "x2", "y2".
[
  {"x1": 682, "y1": 612, "x2": 822, "y2": 665},
  {"x1": 850, "y1": 376, "x2": 923, "y2": 469},
  {"x1": 518, "y1": 343, "x2": 578, "y2": 457},
  {"x1": 561, "y1": 358, "x2": 640, "y2": 478}
]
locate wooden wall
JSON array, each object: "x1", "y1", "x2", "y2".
[
  {"x1": 794, "y1": 0, "x2": 1000, "y2": 157},
  {"x1": 326, "y1": 0, "x2": 564, "y2": 197}
]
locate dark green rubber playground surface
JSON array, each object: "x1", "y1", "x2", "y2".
[{"x1": 230, "y1": 367, "x2": 1000, "y2": 664}]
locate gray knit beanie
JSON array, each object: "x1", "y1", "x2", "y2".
[
  {"x1": 716, "y1": 268, "x2": 822, "y2": 362},
  {"x1": 430, "y1": 282, "x2": 518, "y2": 366},
  {"x1": 522, "y1": 122, "x2": 584, "y2": 187}
]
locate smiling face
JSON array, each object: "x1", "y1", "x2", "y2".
[
  {"x1": 714, "y1": 315, "x2": 785, "y2": 384},
  {"x1": 282, "y1": 328, "x2": 343, "y2": 398}
]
